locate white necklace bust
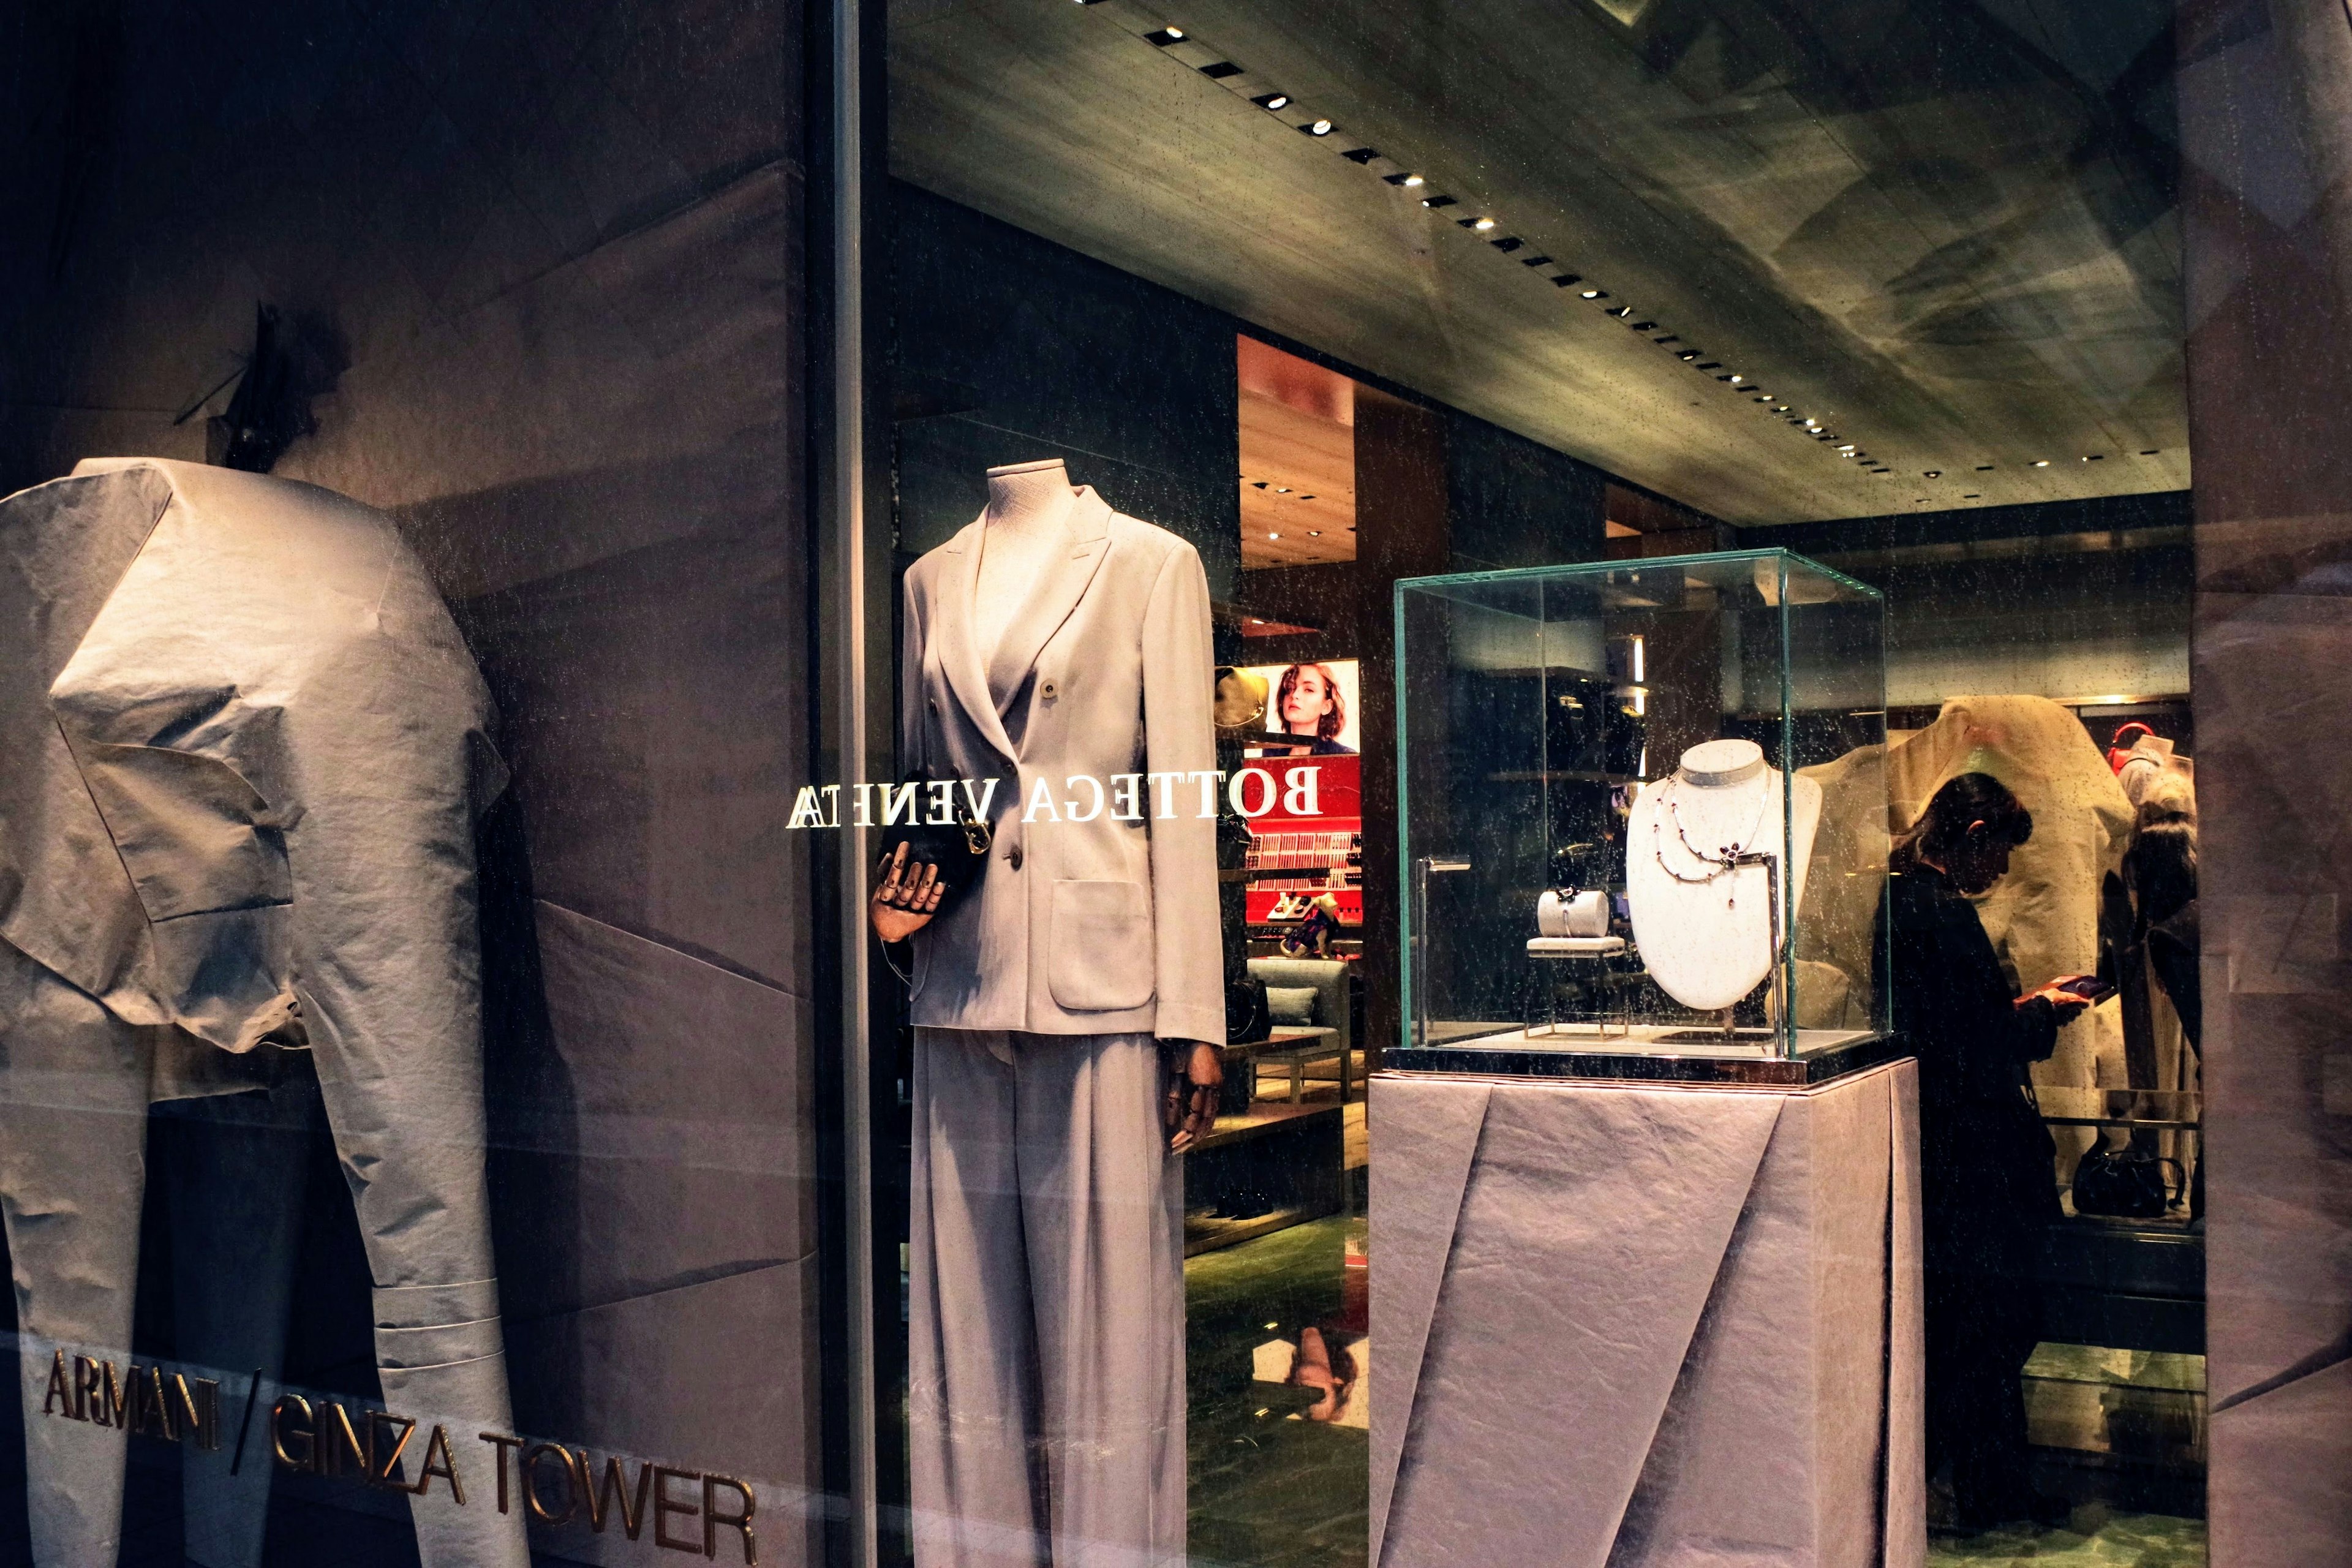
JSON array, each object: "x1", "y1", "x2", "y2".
[{"x1": 1626, "y1": 739, "x2": 1823, "y2": 1012}]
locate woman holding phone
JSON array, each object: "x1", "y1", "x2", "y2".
[{"x1": 1876, "y1": 772, "x2": 2092, "y2": 1532}]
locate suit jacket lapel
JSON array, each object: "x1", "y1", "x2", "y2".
[
  {"x1": 985, "y1": 487, "x2": 1112, "y2": 722},
  {"x1": 934, "y1": 518, "x2": 1020, "y2": 765}
]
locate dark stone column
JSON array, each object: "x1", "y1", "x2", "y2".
[{"x1": 2180, "y1": 1, "x2": 2352, "y2": 1558}]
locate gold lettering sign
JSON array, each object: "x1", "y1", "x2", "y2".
[{"x1": 36, "y1": 1351, "x2": 755, "y2": 1562}]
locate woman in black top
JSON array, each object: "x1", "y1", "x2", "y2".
[{"x1": 1875, "y1": 773, "x2": 2089, "y2": 1531}]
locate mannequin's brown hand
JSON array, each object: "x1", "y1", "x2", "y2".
[
  {"x1": 871, "y1": 843, "x2": 941, "y2": 943},
  {"x1": 1164, "y1": 1040, "x2": 1224, "y2": 1153}
]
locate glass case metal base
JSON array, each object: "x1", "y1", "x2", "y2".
[{"x1": 1389, "y1": 1028, "x2": 1904, "y2": 1087}]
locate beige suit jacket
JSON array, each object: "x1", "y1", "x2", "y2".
[{"x1": 900, "y1": 488, "x2": 1224, "y2": 1043}]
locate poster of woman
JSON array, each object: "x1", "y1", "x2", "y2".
[{"x1": 1247, "y1": 660, "x2": 1360, "y2": 755}]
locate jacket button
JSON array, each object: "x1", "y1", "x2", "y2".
[{"x1": 1007, "y1": 843, "x2": 1023, "y2": 870}]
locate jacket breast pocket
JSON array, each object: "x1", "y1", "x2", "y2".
[{"x1": 1047, "y1": 879, "x2": 1155, "y2": 1012}]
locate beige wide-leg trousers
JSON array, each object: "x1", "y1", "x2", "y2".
[{"x1": 908, "y1": 1029, "x2": 1186, "y2": 1568}]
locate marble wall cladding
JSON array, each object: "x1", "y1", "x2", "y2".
[
  {"x1": 2180, "y1": 0, "x2": 2352, "y2": 1559},
  {"x1": 0, "y1": 0, "x2": 818, "y2": 1557}
]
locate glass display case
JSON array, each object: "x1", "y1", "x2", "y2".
[{"x1": 1395, "y1": 549, "x2": 1892, "y2": 1082}]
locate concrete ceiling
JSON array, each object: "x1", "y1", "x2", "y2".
[{"x1": 889, "y1": 0, "x2": 2187, "y2": 525}]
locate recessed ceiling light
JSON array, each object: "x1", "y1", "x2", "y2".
[
  {"x1": 1696, "y1": 361, "x2": 1720, "y2": 369},
  {"x1": 1727, "y1": 374, "x2": 1743, "y2": 383},
  {"x1": 1163, "y1": 24, "x2": 1185, "y2": 37},
  {"x1": 1422, "y1": 194, "x2": 1456, "y2": 209},
  {"x1": 2140, "y1": 448, "x2": 2160, "y2": 455},
  {"x1": 1308, "y1": 530, "x2": 1322, "y2": 537},
  {"x1": 1403, "y1": 173, "x2": 1424, "y2": 187},
  {"x1": 1924, "y1": 470, "x2": 1942, "y2": 478},
  {"x1": 1608, "y1": 306, "x2": 1632, "y2": 318},
  {"x1": 1341, "y1": 146, "x2": 1378, "y2": 163},
  {"x1": 1550, "y1": 272, "x2": 1581, "y2": 286},
  {"x1": 1975, "y1": 464, "x2": 1994, "y2": 471},
  {"x1": 1145, "y1": 26, "x2": 1185, "y2": 43},
  {"x1": 2032, "y1": 459, "x2": 2050, "y2": 467},
  {"x1": 1629, "y1": 320, "x2": 1657, "y2": 331},
  {"x1": 2084, "y1": 453, "x2": 2104, "y2": 461},
  {"x1": 1306, "y1": 119, "x2": 1333, "y2": 135},
  {"x1": 1580, "y1": 288, "x2": 1604, "y2": 299},
  {"x1": 1677, "y1": 350, "x2": 1699, "y2": 360},
  {"x1": 1275, "y1": 486, "x2": 1291, "y2": 493},
  {"x1": 1268, "y1": 532, "x2": 1280, "y2": 540},
  {"x1": 1473, "y1": 216, "x2": 1497, "y2": 231},
  {"x1": 1774, "y1": 404, "x2": 1789, "y2": 412},
  {"x1": 1964, "y1": 493, "x2": 1981, "y2": 499},
  {"x1": 1838, "y1": 444, "x2": 1856, "y2": 451}
]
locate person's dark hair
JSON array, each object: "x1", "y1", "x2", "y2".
[
  {"x1": 1892, "y1": 772, "x2": 2032, "y2": 872},
  {"x1": 1275, "y1": 662, "x2": 1347, "y2": 741}
]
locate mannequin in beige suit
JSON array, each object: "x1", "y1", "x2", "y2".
[{"x1": 881, "y1": 460, "x2": 1222, "y2": 1568}]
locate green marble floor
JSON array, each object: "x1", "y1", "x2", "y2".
[
  {"x1": 1930, "y1": 1506, "x2": 2207, "y2": 1566},
  {"x1": 1187, "y1": 1215, "x2": 1368, "y2": 1568}
]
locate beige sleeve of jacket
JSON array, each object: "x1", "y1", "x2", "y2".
[{"x1": 1139, "y1": 543, "x2": 1226, "y2": 1044}]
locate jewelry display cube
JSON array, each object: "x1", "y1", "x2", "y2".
[{"x1": 1395, "y1": 548, "x2": 1891, "y2": 1084}]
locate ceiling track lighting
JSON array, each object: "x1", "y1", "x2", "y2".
[{"x1": 1109, "y1": 12, "x2": 1838, "y2": 455}]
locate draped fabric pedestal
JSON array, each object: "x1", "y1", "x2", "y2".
[{"x1": 1371, "y1": 1059, "x2": 1925, "y2": 1568}]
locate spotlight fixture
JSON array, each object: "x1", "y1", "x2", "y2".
[
  {"x1": 1726, "y1": 374, "x2": 1743, "y2": 383},
  {"x1": 1305, "y1": 119, "x2": 1333, "y2": 135},
  {"x1": 1695, "y1": 361, "x2": 1720, "y2": 369},
  {"x1": 1268, "y1": 532, "x2": 1280, "y2": 540},
  {"x1": 1629, "y1": 322, "x2": 1657, "y2": 331},
  {"x1": 1774, "y1": 404, "x2": 1789, "y2": 412},
  {"x1": 2140, "y1": 449, "x2": 2160, "y2": 455},
  {"x1": 1677, "y1": 350, "x2": 1699, "y2": 360},
  {"x1": 1491, "y1": 237, "x2": 1523, "y2": 253},
  {"x1": 1653, "y1": 334, "x2": 1679, "y2": 344},
  {"x1": 1581, "y1": 288, "x2": 1602, "y2": 298},
  {"x1": 1975, "y1": 464, "x2": 1994, "y2": 471},
  {"x1": 2083, "y1": 453, "x2": 2104, "y2": 461},
  {"x1": 1607, "y1": 306, "x2": 1632, "y2": 318},
  {"x1": 1254, "y1": 92, "x2": 1291, "y2": 110},
  {"x1": 1308, "y1": 530, "x2": 1322, "y2": 537},
  {"x1": 1923, "y1": 470, "x2": 1942, "y2": 478},
  {"x1": 1341, "y1": 146, "x2": 1378, "y2": 164},
  {"x1": 1275, "y1": 486, "x2": 1291, "y2": 493},
  {"x1": 2032, "y1": 459, "x2": 2050, "y2": 467},
  {"x1": 1472, "y1": 216, "x2": 1497, "y2": 231},
  {"x1": 1521, "y1": 255, "x2": 1553, "y2": 266},
  {"x1": 1199, "y1": 61, "x2": 1243, "y2": 78},
  {"x1": 1404, "y1": 173, "x2": 1425, "y2": 187},
  {"x1": 1963, "y1": 493, "x2": 1981, "y2": 499},
  {"x1": 1550, "y1": 273, "x2": 1582, "y2": 286},
  {"x1": 1422, "y1": 194, "x2": 1457, "y2": 209},
  {"x1": 1144, "y1": 26, "x2": 1185, "y2": 44},
  {"x1": 1838, "y1": 444, "x2": 1856, "y2": 452}
]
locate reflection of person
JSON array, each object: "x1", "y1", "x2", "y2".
[
  {"x1": 1875, "y1": 774, "x2": 2088, "y2": 1532},
  {"x1": 1251, "y1": 1325, "x2": 1368, "y2": 1427},
  {"x1": 1272, "y1": 662, "x2": 1355, "y2": 754}
]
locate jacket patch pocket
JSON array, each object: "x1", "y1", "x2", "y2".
[{"x1": 1048, "y1": 880, "x2": 1155, "y2": 1012}]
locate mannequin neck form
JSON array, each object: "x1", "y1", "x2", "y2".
[
  {"x1": 984, "y1": 459, "x2": 1078, "y2": 538},
  {"x1": 1676, "y1": 738, "x2": 1768, "y2": 790}
]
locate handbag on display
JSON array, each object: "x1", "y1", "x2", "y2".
[
  {"x1": 1226, "y1": 975, "x2": 1272, "y2": 1046},
  {"x1": 876, "y1": 770, "x2": 994, "y2": 916},
  {"x1": 1537, "y1": 887, "x2": 1610, "y2": 938},
  {"x1": 2070, "y1": 1145, "x2": 2182, "y2": 1219}
]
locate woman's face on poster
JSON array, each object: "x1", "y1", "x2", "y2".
[{"x1": 1283, "y1": 666, "x2": 1333, "y2": 733}]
